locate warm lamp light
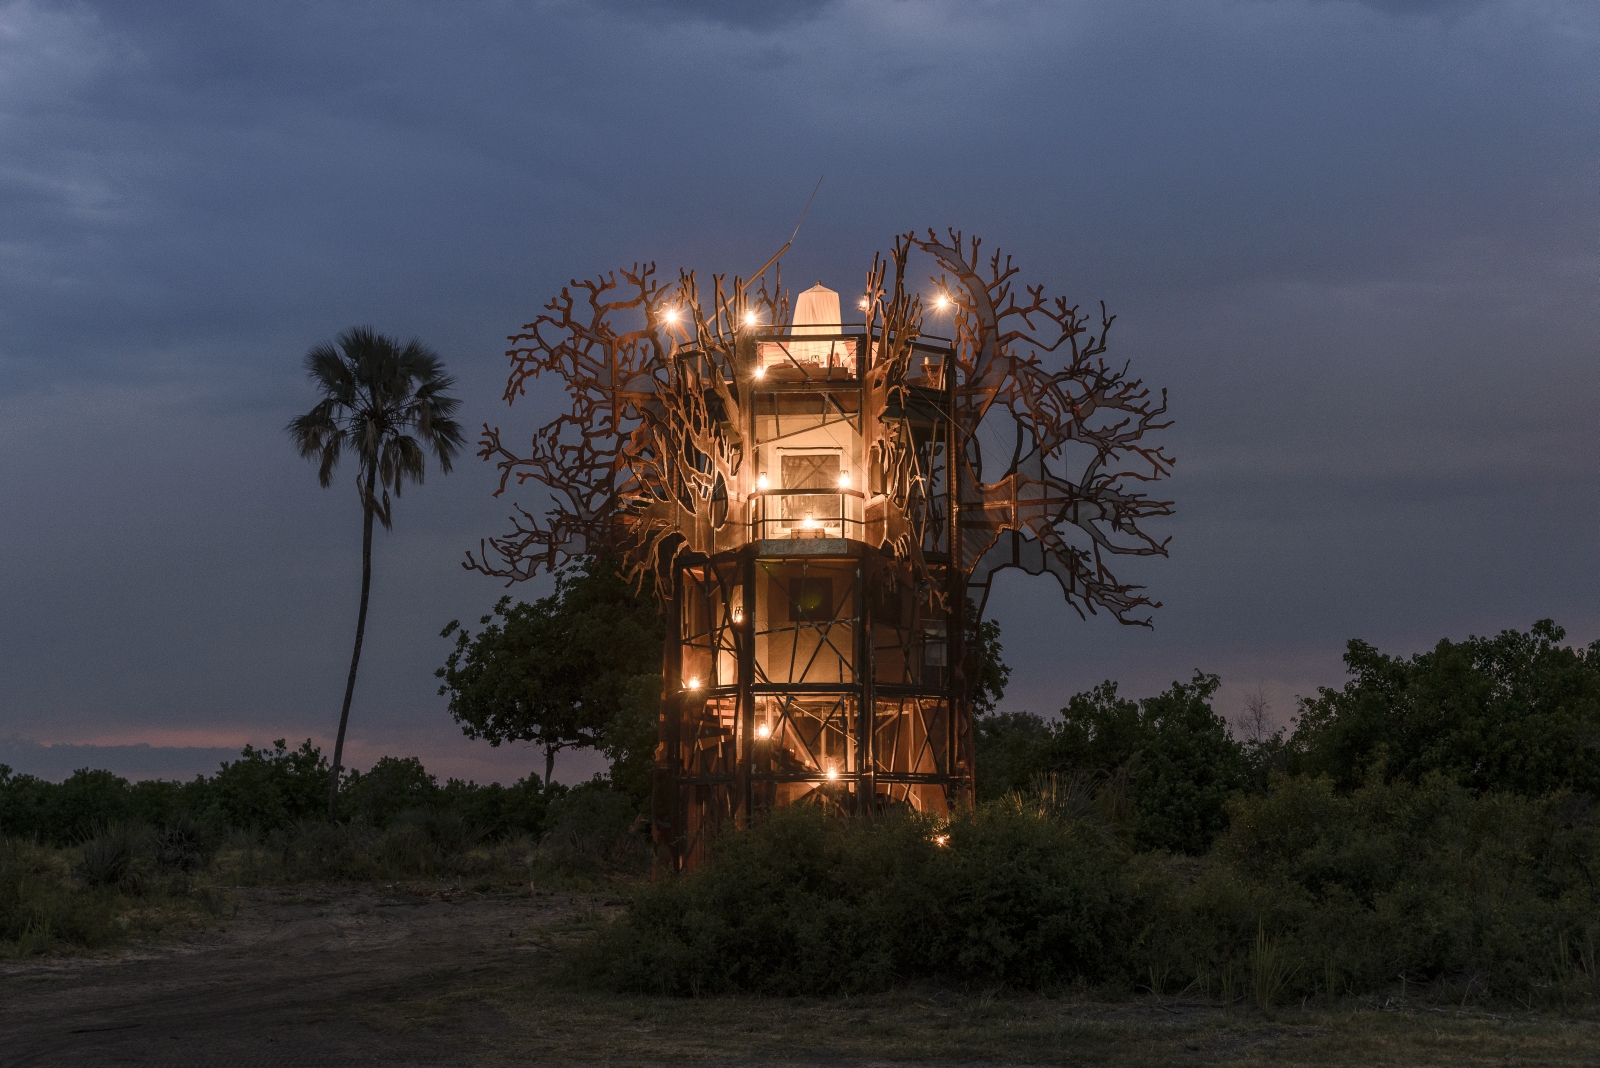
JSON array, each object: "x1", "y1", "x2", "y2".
[
  {"x1": 743, "y1": 311, "x2": 757, "y2": 326},
  {"x1": 756, "y1": 474, "x2": 769, "y2": 490},
  {"x1": 685, "y1": 677, "x2": 701, "y2": 690},
  {"x1": 826, "y1": 765, "x2": 839, "y2": 780},
  {"x1": 933, "y1": 834, "x2": 950, "y2": 848},
  {"x1": 731, "y1": 606, "x2": 744, "y2": 624},
  {"x1": 934, "y1": 294, "x2": 950, "y2": 310},
  {"x1": 858, "y1": 296, "x2": 870, "y2": 310},
  {"x1": 802, "y1": 514, "x2": 817, "y2": 529},
  {"x1": 753, "y1": 364, "x2": 765, "y2": 379},
  {"x1": 837, "y1": 471, "x2": 851, "y2": 489},
  {"x1": 663, "y1": 308, "x2": 679, "y2": 324},
  {"x1": 755, "y1": 722, "x2": 770, "y2": 739}
]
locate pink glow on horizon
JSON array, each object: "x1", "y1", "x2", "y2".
[{"x1": 6, "y1": 728, "x2": 608, "y2": 786}]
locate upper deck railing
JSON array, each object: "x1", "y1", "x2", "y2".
[{"x1": 742, "y1": 325, "x2": 953, "y2": 388}]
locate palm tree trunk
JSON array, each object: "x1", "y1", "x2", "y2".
[{"x1": 328, "y1": 469, "x2": 378, "y2": 821}]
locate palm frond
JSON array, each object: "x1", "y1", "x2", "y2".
[{"x1": 288, "y1": 326, "x2": 464, "y2": 515}]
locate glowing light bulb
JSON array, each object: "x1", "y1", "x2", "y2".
[
  {"x1": 858, "y1": 296, "x2": 870, "y2": 310},
  {"x1": 826, "y1": 765, "x2": 839, "y2": 780},
  {"x1": 756, "y1": 474, "x2": 769, "y2": 491},
  {"x1": 802, "y1": 514, "x2": 817, "y2": 529},
  {"x1": 753, "y1": 364, "x2": 765, "y2": 379},
  {"x1": 663, "y1": 308, "x2": 679, "y2": 324},
  {"x1": 934, "y1": 294, "x2": 950, "y2": 310},
  {"x1": 744, "y1": 311, "x2": 757, "y2": 326},
  {"x1": 837, "y1": 472, "x2": 851, "y2": 489},
  {"x1": 685, "y1": 676, "x2": 701, "y2": 690},
  {"x1": 756, "y1": 722, "x2": 770, "y2": 740},
  {"x1": 731, "y1": 607, "x2": 744, "y2": 624},
  {"x1": 933, "y1": 834, "x2": 950, "y2": 848}
]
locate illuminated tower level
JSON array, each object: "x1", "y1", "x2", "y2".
[
  {"x1": 661, "y1": 281, "x2": 966, "y2": 868},
  {"x1": 469, "y1": 231, "x2": 1175, "y2": 875}
]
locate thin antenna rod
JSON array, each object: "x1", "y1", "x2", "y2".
[
  {"x1": 790, "y1": 174, "x2": 824, "y2": 245},
  {"x1": 743, "y1": 175, "x2": 824, "y2": 293}
]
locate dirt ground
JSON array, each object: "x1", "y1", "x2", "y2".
[
  {"x1": 3, "y1": 883, "x2": 1597, "y2": 1068},
  {"x1": 0, "y1": 882, "x2": 596, "y2": 1067}
]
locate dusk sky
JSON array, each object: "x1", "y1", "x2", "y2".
[{"x1": 1, "y1": 0, "x2": 1595, "y2": 785}]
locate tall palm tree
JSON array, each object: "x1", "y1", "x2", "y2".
[{"x1": 287, "y1": 327, "x2": 466, "y2": 820}]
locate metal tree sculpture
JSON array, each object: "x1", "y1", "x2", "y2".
[
  {"x1": 913, "y1": 231, "x2": 1174, "y2": 623},
  {"x1": 467, "y1": 229, "x2": 1172, "y2": 624},
  {"x1": 468, "y1": 265, "x2": 782, "y2": 587}
]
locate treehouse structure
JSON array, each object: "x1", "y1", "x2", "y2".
[
  {"x1": 661, "y1": 280, "x2": 964, "y2": 870},
  {"x1": 469, "y1": 231, "x2": 1174, "y2": 873}
]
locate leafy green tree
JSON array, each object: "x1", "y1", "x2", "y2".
[
  {"x1": 974, "y1": 711, "x2": 1054, "y2": 801},
  {"x1": 338, "y1": 755, "x2": 438, "y2": 826},
  {"x1": 0, "y1": 766, "x2": 129, "y2": 844},
  {"x1": 287, "y1": 327, "x2": 464, "y2": 820},
  {"x1": 1291, "y1": 619, "x2": 1600, "y2": 796},
  {"x1": 965, "y1": 608, "x2": 1011, "y2": 715},
  {"x1": 971, "y1": 673, "x2": 1251, "y2": 853},
  {"x1": 1054, "y1": 673, "x2": 1251, "y2": 854},
  {"x1": 209, "y1": 739, "x2": 330, "y2": 831},
  {"x1": 50, "y1": 769, "x2": 136, "y2": 841},
  {"x1": 437, "y1": 558, "x2": 664, "y2": 794}
]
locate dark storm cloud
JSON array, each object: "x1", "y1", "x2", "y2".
[{"x1": 0, "y1": 0, "x2": 1594, "y2": 780}]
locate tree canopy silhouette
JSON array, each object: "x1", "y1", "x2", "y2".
[{"x1": 437, "y1": 558, "x2": 664, "y2": 793}]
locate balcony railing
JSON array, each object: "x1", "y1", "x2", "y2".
[
  {"x1": 745, "y1": 328, "x2": 954, "y2": 389},
  {"x1": 747, "y1": 487, "x2": 864, "y2": 542}
]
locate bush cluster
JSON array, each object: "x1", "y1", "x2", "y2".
[
  {"x1": 0, "y1": 739, "x2": 651, "y2": 957},
  {"x1": 593, "y1": 778, "x2": 1600, "y2": 1004},
  {"x1": 1, "y1": 828, "x2": 234, "y2": 958},
  {"x1": 0, "y1": 743, "x2": 575, "y2": 844},
  {"x1": 598, "y1": 620, "x2": 1600, "y2": 1005}
]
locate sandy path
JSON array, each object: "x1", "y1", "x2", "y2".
[{"x1": 0, "y1": 884, "x2": 594, "y2": 1068}]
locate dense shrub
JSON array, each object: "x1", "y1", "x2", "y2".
[
  {"x1": 74, "y1": 823, "x2": 146, "y2": 892},
  {"x1": 209, "y1": 739, "x2": 330, "y2": 831},
  {"x1": 1195, "y1": 774, "x2": 1600, "y2": 1000},
  {"x1": 535, "y1": 781, "x2": 648, "y2": 879},
  {"x1": 0, "y1": 768, "x2": 132, "y2": 845},
  {"x1": 976, "y1": 622, "x2": 1600, "y2": 840},
  {"x1": 51, "y1": 771, "x2": 139, "y2": 843},
  {"x1": 934, "y1": 800, "x2": 1169, "y2": 988},
  {"x1": 592, "y1": 805, "x2": 947, "y2": 995},
  {"x1": 592, "y1": 775, "x2": 1600, "y2": 1004},
  {"x1": 151, "y1": 814, "x2": 219, "y2": 873},
  {"x1": 1, "y1": 838, "x2": 121, "y2": 955},
  {"x1": 0, "y1": 766, "x2": 57, "y2": 843},
  {"x1": 338, "y1": 756, "x2": 438, "y2": 826},
  {"x1": 437, "y1": 775, "x2": 565, "y2": 838},
  {"x1": 1292, "y1": 620, "x2": 1600, "y2": 795},
  {"x1": 590, "y1": 801, "x2": 1167, "y2": 995},
  {"x1": 974, "y1": 673, "x2": 1252, "y2": 854},
  {"x1": 129, "y1": 777, "x2": 211, "y2": 829},
  {"x1": 1, "y1": 745, "x2": 582, "y2": 848},
  {"x1": 974, "y1": 712, "x2": 1056, "y2": 801},
  {"x1": 1, "y1": 831, "x2": 236, "y2": 958},
  {"x1": 1060, "y1": 674, "x2": 1254, "y2": 854}
]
